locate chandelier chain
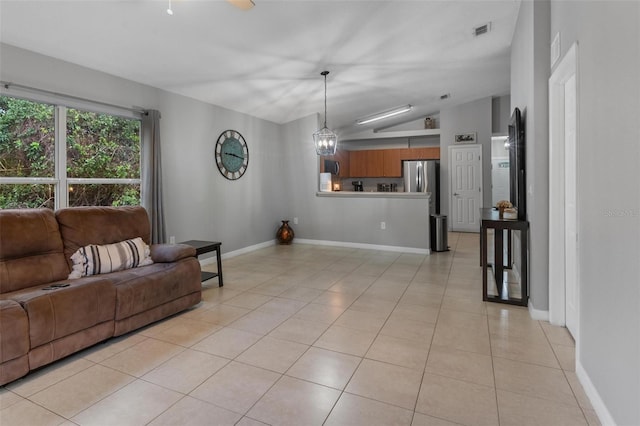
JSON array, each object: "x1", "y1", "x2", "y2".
[
  {"x1": 322, "y1": 71, "x2": 329, "y2": 128},
  {"x1": 313, "y1": 70, "x2": 337, "y2": 156}
]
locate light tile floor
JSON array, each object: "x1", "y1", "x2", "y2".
[{"x1": 0, "y1": 232, "x2": 600, "y2": 426}]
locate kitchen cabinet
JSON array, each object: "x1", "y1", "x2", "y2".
[
  {"x1": 367, "y1": 151, "x2": 385, "y2": 176},
  {"x1": 400, "y1": 147, "x2": 440, "y2": 160},
  {"x1": 383, "y1": 150, "x2": 403, "y2": 177},
  {"x1": 320, "y1": 148, "x2": 350, "y2": 177},
  {"x1": 348, "y1": 151, "x2": 366, "y2": 177},
  {"x1": 349, "y1": 147, "x2": 440, "y2": 178},
  {"x1": 349, "y1": 150, "x2": 384, "y2": 177}
]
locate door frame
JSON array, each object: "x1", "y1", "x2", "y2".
[
  {"x1": 448, "y1": 144, "x2": 483, "y2": 232},
  {"x1": 548, "y1": 43, "x2": 579, "y2": 342}
]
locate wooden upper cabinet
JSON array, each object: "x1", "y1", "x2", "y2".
[
  {"x1": 383, "y1": 150, "x2": 403, "y2": 177},
  {"x1": 402, "y1": 147, "x2": 440, "y2": 160},
  {"x1": 383, "y1": 148, "x2": 440, "y2": 177},
  {"x1": 348, "y1": 150, "x2": 368, "y2": 177},
  {"x1": 348, "y1": 147, "x2": 441, "y2": 178},
  {"x1": 349, "y1": 150, "x2": 384, "y2": 177},
  {"x1": 367, "y1": 150, "x2": 385, "y2": 177}
]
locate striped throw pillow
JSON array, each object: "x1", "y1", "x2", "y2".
[{"x1": 68, "y1": 237, "x2": 153, "y2": 279}]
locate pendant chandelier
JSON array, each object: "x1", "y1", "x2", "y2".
[{"x1": 313, "y1": 71, "x2": 338, "y2": 156}]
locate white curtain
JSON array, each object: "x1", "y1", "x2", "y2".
[{"x1": 142, "y1": 110, "x2": 166, "y2": 244}]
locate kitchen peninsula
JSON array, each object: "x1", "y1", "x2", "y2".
[
  {"x1": 308, "y1": 128, "x2": 441, "y2": 253},
  {"x1": 309, "y1": 192, "x2": 433, "y2": 253}
]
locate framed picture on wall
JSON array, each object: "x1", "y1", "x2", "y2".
[{"x1": 454, "y1": 132, "x2": 477, "y2": 143}]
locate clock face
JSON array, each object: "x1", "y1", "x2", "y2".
[{"x1": 215, "y1": 130, "x2": 249, "y2": 180}]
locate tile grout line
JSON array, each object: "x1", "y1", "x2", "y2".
[
  {"x1": 202, "y1": 238, "x2": 481, "y2": 424},
  {"x1": 203, "y1": 250, "x2": 397, "y2": 425},
  {"x1": 319, "y1": 251, "x2": 409, "y2": 425},
  {"x1": 410, "y1": 231, "x2": 459, "y2": 423},
  {"x1": 541, "y1": 321, "x2": 592, "y2": 423}
]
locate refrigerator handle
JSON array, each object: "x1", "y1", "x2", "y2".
[{"x1": 416, "y1": 163, "x2": 423, "y2": 192}]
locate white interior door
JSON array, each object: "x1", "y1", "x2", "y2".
[
  {"x1": 549, "y1": 43, "x2": 579, "y2": 342},
  {"x1": 449, "y1": 145, "x2": 482, "y2": 232}
]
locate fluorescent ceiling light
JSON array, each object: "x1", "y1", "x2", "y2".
[{"x1": 356, "y1": 105, "x2": 413, "y2": 125}]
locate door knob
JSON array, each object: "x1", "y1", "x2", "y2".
[{"x1": 453, "y1": 192, "x2": 460, "y2": 196}]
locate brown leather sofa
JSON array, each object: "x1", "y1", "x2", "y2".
[{"x1": 0, "y1": 206, "x2": 202, "y2": 385}]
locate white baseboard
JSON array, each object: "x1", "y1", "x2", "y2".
[
  {"x1": 199, "y1": 238, "x2": 429, "y2": 268},
  {"x1": 199, "y1": 239, "x2": 276, "y2": 267},
  {"x1": 528, "y1": 301, "x2": 549, "y2": 321},
  {"x1": 576, "y1": 360, "x2": 616, "y2": 426},
  {"x1": 293, "y1": 238, "x2": 430, "y2": 255}
]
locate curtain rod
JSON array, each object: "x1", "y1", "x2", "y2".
[{"x1": 0, "y1": 81, "x2": 148, "y2": 115}]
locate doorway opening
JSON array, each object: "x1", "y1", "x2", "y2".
[{"x1": 549, "y1": 43, "x2": 579, "y2": 343}]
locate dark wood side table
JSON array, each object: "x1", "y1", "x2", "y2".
[
  {"x1": 179, "y1": 240, "x2": 223, "y2": 287},
  {"x1": 480, "y1": 208, "x2": 528, "y2": 306}
]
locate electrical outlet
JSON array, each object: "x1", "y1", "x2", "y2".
[
  {"x1": 380, "y1": 221, "x2": 386, "y2": 230},
  {"x1": 293, "y1": 217, "x2": 298, "y2": 225},
  {"x1": 169, "y1": 236, "x2": 175, "y2": 244}
]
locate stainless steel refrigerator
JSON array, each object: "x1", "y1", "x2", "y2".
[{"x1": 403, "y1": 160, "x2": 440, "y2": 215}]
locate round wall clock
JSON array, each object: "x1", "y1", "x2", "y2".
[{"x1": 215, "y1": 130, "x2": 249, "y2": 180}]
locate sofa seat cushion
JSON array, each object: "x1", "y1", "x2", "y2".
[
  {"x1": 106, "y1": 257, "x2": 201, "y2": 320},
  {"x1": 2, "y1": 277, "x2": 116, "y2": 348},
  {"x1": 0, "y1": 300, "x2": 29, "y2": 363}
]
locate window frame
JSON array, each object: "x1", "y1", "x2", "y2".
[{"x1": 0, "y1": 88, "x2": 144, "y2": 210}]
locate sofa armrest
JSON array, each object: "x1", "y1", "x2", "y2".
[{"x1": 150, "y1": 244, "x2": 197, "y2": 263}]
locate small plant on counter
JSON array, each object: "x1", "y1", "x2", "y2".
[
  {"x1": 496, "y1": 200, "x2": 513, "y2": 218},
  {"x1": 496, "y1": 200, "x2": 513, "y2": 209}
]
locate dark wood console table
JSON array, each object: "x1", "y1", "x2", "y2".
[
  {"x1": 180, "y1": 240, "x2": 223, "y2": 287},
  {"x1": 480, "y1": 208, "x2": 528, "y2": 306}
]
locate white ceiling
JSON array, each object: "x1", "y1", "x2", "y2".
[{"x1": 0, "y1": 0, "x2": 520, "y2": 135}]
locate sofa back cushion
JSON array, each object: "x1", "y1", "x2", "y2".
[
  {"x1": 0, "y1": 209, "x2": 70, "y2": 293},
  {"x1": 55, "y1": 206, "x2": 151, "y2": 270}
]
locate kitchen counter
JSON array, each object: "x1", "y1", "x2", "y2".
[{"x1": 316, "y1": 191, "x2": 431, "y2": 199}]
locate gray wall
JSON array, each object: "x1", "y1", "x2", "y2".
[
  {"x1": 157, "y1": 91, "x2": 286, "y2": 254},
  {"x1": 510, "y1": 0, "x2": 550, "y2": 314},
  {"x1": 492, "y1": 94, "x2": 511, "y2": 135},
  {"x1": 439, "y1": 97, "x2": 493, "y2": 218},
  {"x1": 282, "y1": 115, "x2": 431, "y2": 251},
  {"x1": 550, "y1": 1, "x2": 640, "y2": 424},
  {"x1": 0, "y1": 43, "x2": 436, "y2": 254},
  {"x1": 0, "y1": 44, "x2": 287, "y2": 256}
]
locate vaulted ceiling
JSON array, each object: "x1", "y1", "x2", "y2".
[{"x1": 0, "y1": 0, "x2": 520, "y2": 135}]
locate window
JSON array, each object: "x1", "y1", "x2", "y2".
[
  {"x1": 0, "y1": 95, "x2": 141, "y2": 209},
  {"x1": 0, "y1": 97, "x2": 55, "y2": 208}
]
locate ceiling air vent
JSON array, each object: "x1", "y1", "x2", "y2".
[{"x1": 473, "y1": 22, "x2": 492, "y2": 37}]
